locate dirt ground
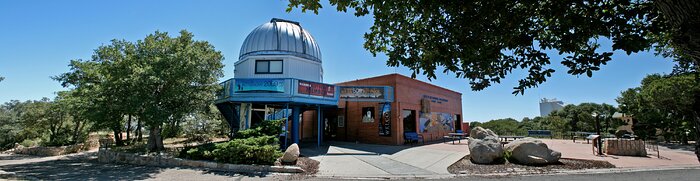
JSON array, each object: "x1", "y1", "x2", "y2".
[{"x1": 448, "y1": 155, "x2": 615, "y2": 175}]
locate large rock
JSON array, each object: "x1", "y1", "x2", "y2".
[
  {"x1": 281, "y1": 143, "x2": 300, "y2": 164},
  {"x1": 470, "y1": 126, "x2": 498, "y2": 139},
  {"x1": 504, "y1": 138, "x2": 561, "y2": 165},
  {"x1": 468, "y1": 136, "x2": 504, "y2": 164}
]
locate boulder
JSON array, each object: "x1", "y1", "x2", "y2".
[
  {"x1": 470, "y1": 126, "x2": 498, "y2": 139},
  {"x1": 468, "y1": 136, "x2": 504, "y2": 164},
  {"x1": 281, "y1": 143, "x2": 300, "y2": 164},
  {"x1": 504, "y1": 138, "x2": 561, "y2": 165}
]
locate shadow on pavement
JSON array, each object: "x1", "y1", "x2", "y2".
[
  {"x1": 0, "y1": 158, "x2": 161, "y2": 180},
  {"x1": 299, "y1": 140, "x2": 465, "y2": 157}
]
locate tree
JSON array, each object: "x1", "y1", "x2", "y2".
[
  {"x1": 0, "y1": 76, "x2": 4, "y2": 82},
  {"x1": 617, "y1": 74, "x2": 698, "y2": 143},
  {"x1": 56, "y1": 30, "x2": 224, "y2": 151},
  {"x1": 478, "y1": 118, "x2": 524, "y2": 135}
]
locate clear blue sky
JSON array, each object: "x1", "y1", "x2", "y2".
[{"x1": 0, "y1": 1, "x2": 676, "y2": 122}]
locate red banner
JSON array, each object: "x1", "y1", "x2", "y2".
[{"x1": 298, "y1": 80, "x2": 335, "y2": 98}]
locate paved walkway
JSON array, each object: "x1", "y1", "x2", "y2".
[
  {"x1": 542, "y1": 139, "x2": 699, "y2": 168},
  {"x1": 304, "y1": 141, "x2": 469, "y2": 178}
]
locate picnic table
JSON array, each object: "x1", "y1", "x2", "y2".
[
  {"x1": 443, "y1": 133, "x2": 467, "y2": 144},
  {"x1": 499, "y1": 136, "x2": 525, "y2": 145}
]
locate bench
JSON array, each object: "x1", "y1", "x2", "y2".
[
  {"x1": 404, "y1": 132, "x2": 424, "y2": 145},
  {"x1": 527, "y1": 130, "x2": 553, "y2": 138}
]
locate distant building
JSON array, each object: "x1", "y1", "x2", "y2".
[{"x1": 539, "y1": 98, "x2": 564, "y2": 117}]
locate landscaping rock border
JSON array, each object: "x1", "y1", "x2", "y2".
[{"x1": 97, "y1": 149, "x2": 304, "y2": 173}]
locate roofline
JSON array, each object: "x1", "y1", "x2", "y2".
[{"x1": 334, "y1": 73, "x2": 462, "y2": 95}]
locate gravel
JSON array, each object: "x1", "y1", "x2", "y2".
[{"x1": 448, "y1": 155, "x2": 615, "y2": 175}]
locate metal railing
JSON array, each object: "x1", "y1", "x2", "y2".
[{"x1": 644, "y1": 139, "x2": 660, "y2": 158}]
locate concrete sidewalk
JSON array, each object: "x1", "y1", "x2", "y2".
[
  {"x1": 305, "y1": 141, "x2": 469, "y2": 178},
  {"x1": 306, "y1": 139, "x2": 699, "y2": 178},
  {"x1": 542, "y1": 139, "x2": 699, "y2": 168}
]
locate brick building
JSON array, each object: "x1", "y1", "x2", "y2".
[{"x1": 297, "y1": 73, "x2": 464, "y2": 145}]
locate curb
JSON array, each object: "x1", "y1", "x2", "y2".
[
  {"x1": 312, "y1": 166, "x2": 700, "y2": 179},
  {"x1": 97, "y1": 149, "x2": 304, "y2": 174}
]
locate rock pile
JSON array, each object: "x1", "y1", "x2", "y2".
[{"x1": 504, "y1": 138, "x2": 561, "y2": 165}]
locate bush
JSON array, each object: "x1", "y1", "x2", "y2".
[
  {"x1": 179, "y1": 142, "x2": 217, "y2": 160},
  {"x1": 179, "y1": 136, "x2": 282, "y2": 165},
  {"x1": 211, "y1": 136, "x2": 282, "y2": 165},
  {"x1": 20, "y1": 138, "x2": 41, "y2": 147},
  {"x1": 178, "y1": 119, "x2": 284, "y2": 165},
  {"x1": 234, "y1": 119, "x2": 284, "y2": 139}
]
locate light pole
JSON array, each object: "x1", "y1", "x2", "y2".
[{"x1": 592, "y1": 112, "x2": 603, "y2": 156}]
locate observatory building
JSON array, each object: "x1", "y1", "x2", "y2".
[{"x1": 215, "y1": 18, "x2": 464, "y2": 147}]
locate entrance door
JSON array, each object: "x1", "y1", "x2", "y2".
[
  {"x1": 454, "y1": 114, "x2": 462, "y2": 131},
  {"x1": 402, "y1": 109, "x2": 417, "y2": 133}
]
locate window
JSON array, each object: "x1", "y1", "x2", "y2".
[{"x1": 255, "y1": 60, "x2": 283, "y2": 74}]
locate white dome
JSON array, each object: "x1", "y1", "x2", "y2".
[{"x1": 239, "y1": 18, "x2": 321, "y2": 62}]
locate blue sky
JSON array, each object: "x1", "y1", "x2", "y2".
[{"x1": 0, "y1": 1, "x2": 676, "y2": 122}]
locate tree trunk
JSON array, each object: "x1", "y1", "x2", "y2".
[
  {"x1": 147, "y1": 124, "x2": 164, "y2": 152},
  {"x1": 72, "y1": 119, "x2": 82, "y2": 143},
  {"x1": 126, "y1": 115, "x2": 132, "y2": 144},
  {"x1": 137, "y1": 118, "x2": 143, "y2": 142},
  {"x1": 113, "y1": 129, "x2": 124, "y2": 146}
]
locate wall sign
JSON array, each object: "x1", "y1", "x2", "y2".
[
  {"x1": 340, "y1": 87, "x2": 384, "y2": 99},
  {"x1": 423, "y1": 95, "x2": 448, "y2": 104},
  {"x1": 298, "y1": 80, "x2": 335, "y2": 98},
  {"x1": 234, "y1": 79, "x2": 285, "y2": 93}
]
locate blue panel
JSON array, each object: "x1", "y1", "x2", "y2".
[{"x1": 215, "y1": 78, "x2": 339, "y2": 106}]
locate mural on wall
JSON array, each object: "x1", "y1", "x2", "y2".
[
  {"x1": 419, "y1": 112, "x2": 455, "y2": 133},
  {"x1": 378, "y1": 103, "x2": 391, "y2": 136}
]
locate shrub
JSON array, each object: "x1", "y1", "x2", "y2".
[
  {"x1": 179, "y1": 142, "x2": 217, "y2": 160},
  {"x1": 211, "y1": 136, "x2": 282, "y2": 165},
  {"x1": 178, "y1": 136, "x2": 282, "y2": 165},
  {"x1": 20, "y1": 138, "x2": 41, "y2": 147},
  {"x1": 234, "y1": 119, "x2": 284, "y2": 139}
]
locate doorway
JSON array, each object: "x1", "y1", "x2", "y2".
[
  {"x1": 402, "y1": 109, "x2": 416, "y2": 133},
  {"x1": 454, "y1": 114, "x2": 462, "y2": 131}
]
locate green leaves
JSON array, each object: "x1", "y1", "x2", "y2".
[
  {"x1": 286, "y1": 0, "x2": 676, "y2": 95},
  {"x1": 616, "y1": 74, "x2": 699, "y2": 140},
  {"x1": 56, "y1": 30, "x2": 225, "y2": 149}
]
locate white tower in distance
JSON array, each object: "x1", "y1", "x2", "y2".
[{"x1": 539, "y1": 98, "x2": 564, "y2": 117}]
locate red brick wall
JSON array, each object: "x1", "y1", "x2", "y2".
[{"x1": 336, "y1": 73, "x2": 463, "y2": 145}]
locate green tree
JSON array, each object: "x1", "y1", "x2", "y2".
[
  {"x1": 617, "y1": 74, "x2": 698, "y2": 143},
  {"x1": 56, "y1": 30, "x2": 224, "y2": 151},
  {"x1": 478, "y1": 118, "x2": 524, "y2": 135}
]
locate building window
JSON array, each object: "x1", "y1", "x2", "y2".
[{"x1": 255, "y1": 60, "x2": 283, "y2": 74}]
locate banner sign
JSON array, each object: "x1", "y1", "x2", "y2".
[
  {"x1": 298, "y1": 80, "x2": 335, "y2": 98},
  {"x1": 340, "y1": 87, "x2": 384, "y2": 99},
  {"x1": 234, "y1": 79, "x2": 285, "y2": 93},
  {"x1": 378, "y1": 103, "x2": 392, "y2": 136}
]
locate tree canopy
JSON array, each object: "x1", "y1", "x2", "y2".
[
  {"x1": 55, "y1": 30, "x2": 225, "y2": 151},
  {"x1": 287, "y1": 0, "x2": 699, "y2": 94},
  {"x1": 617, "y1": 73, "x2": 699, "y2": 142}
]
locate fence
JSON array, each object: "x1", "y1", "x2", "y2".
[{"x1": 644, "y1": 139, "x2": 660, "y2": 158}]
